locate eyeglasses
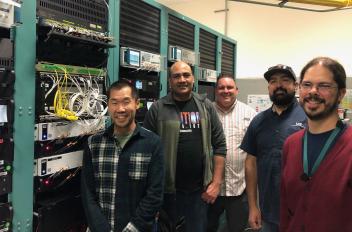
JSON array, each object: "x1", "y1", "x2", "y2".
[
  {"x1": 300, "y1": 82, "x2": 338, "y2": 93},
  {"x1": 170, "y1": 72, "x2": 193, "y2": 79}
]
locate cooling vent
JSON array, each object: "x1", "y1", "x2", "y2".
[
  {"x1": 0, "y1": 38, "x2": 13, "y2": 69},
  {"x1": 221, "y1": 39, "x2": 235, "y2": 75},
  {"x1": 168, "y1": 15, "x2": 194, "y2": 50},
  {"x1": 120, "y1": 0, "x2": 160, "y2": 54},
  {"x1": 199, "y1": 29, "x2": 217, "y2": 70}
]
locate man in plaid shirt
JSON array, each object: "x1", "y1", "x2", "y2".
[{"x1": 81, "y1": 80, "x2": 164, "y2": 232}]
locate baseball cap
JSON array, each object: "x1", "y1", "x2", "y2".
[{"x1": 264, "y1": 64, "x2": 296, "y2": 82}]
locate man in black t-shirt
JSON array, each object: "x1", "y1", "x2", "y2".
[{"x1": 143, "y1": 61, "x2": 226, "y2": 232}]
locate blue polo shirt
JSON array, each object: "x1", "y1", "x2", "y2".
[{"x1": 240, "y1": 99, "x2": 306, "y2": 224}]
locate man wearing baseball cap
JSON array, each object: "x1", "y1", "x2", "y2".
[{"x1": 240, "y1": 64, "x2": 306, "y2": 232}]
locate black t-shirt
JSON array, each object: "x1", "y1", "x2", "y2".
[
  {"x1": 175, "y1": 98, "x2": 203, "y2": 192},
  {"x1": 306, "y1": 122, "x2": 346, "y2": 175},
  {"x1": 307, "y1": 130, "x2": 333, "y2": 175}
]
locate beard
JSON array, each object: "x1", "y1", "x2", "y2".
[
  {"x1": 270, "y1": 87, "x2": 296, "y2": 106},
  {"x1": 301, "y1": 93, "x2": 339, "y2": 121}
]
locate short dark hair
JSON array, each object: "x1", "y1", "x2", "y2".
[
  {"x1": 216, "y1": 73, "x2": 236, "y2": 87},
  {"x1": 107, "y1": 79, "x2": 139, "y2": 100},
  {"x1": 300, "y1": 57, "x2": 346, "y2": 89}
]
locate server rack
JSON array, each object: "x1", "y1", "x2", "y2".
[
  {"x1": 0, "y1": 8, "x2": 15, "y2": 231},
  {"x1": 11, "y1": 1, "x2": 236, "y2": 231}
]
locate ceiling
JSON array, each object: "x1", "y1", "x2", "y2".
[
  {"x1": 229, "y1": 0, "x2": 352, "y2": 12},
  {"x1": 158, "y1": 0, "x2": 352, "y2": 12}
]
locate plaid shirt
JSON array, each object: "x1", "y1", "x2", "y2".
[{"x1": 81, "y1": 124, "x2": 164, "y2": 232}]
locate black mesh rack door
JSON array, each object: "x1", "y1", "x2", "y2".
[
  {"x1": 120, "y1": 0, "x2": 160, "y2": 54},
  {"x1": 199, "y1": 29, "x2": 217, "y2": 70},
  {"x1": 221, "y1": 39, "x2": 235, "y2": 76},
  {"x1": 37, "y1": 0, "x2": 109, "y2": 33},
  {"x1": 168, "y1": 15, "x2": 194, "y2": 50}
]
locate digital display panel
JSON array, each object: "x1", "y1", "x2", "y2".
[{"x1": 129, "y1": 50, "x2": 140, "y2": 67}]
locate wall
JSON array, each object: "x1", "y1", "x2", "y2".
[{"x1": 157, "y1": 0, "x2": 352, "y2": 78}]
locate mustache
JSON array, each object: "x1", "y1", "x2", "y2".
[
  {"x1": 274, "y1": 87, "x2": 287, "y2": 95},
  {"x1": 304, "y1": 94, "x2": 325, "y2": 103}
]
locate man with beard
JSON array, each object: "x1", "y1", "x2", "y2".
[
  {"x1": 240, "y1": 64, "x2": 306, "y2": 232},
  {"x1": 143, "y1": 61, "x2": 226, "y2": 232},
  {"x1": 280, "y1": 57, "x2": 352, "y2": 231},
  {"x1": 81, "y1": 80, "x2": 164, "y2": 232}
]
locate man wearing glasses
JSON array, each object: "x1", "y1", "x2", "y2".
[
  {"x1": 280, "y1": 57, "x2": 352, "y2": 231},
  {"x1": 143, "y1": 61, "x2": 226, "y2": 232},
  {"x1": 241, "y1": 64, "x2": 306, "y2": 232}
]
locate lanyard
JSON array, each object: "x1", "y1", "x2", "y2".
[{"x1": 303, "y1": 127, "x2": 340, "y2": 177}]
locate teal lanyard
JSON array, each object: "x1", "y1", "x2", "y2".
[{"x1": 303, "y1": 127, "x2": 340, "y2": 177}]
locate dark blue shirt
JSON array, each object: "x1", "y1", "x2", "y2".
[
  {"x1": 306, "y1": 121, "x2": 347, "y2": 176},
  {"x1": 240, "y1": 100, "x2": 306, "y2": 224}
]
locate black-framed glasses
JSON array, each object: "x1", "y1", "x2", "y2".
[
  {"x1": 300, "y1": 82, "x2": 338, "y2": 93},
  {"x1": 170, "y1": 72, "x2": 193, "y2": 79}
]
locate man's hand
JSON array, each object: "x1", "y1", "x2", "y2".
[
  {"x1": 201, "y1": 181, "x2": 220, "y2": 204},
  {"x1": 248, "y1": 207, "x2": 262, "y2": 230}
]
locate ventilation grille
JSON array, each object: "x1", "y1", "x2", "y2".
[
  {"x1": 168, "y1": 15, "x2": 194, "y2": 50},
  {"x1": 0, "y1": 38, "x2": 13, "y2": 69},
  {"x1": 0, "y1": 58, "x2": 12, "y2": 69},
  {"x1": 37, "y1": 0, "x2": 108, "y2": 32},
  {"x1": 120, "y1": 0, "x2": 160, "y2": 53},
  {"x1": 221, "y1": 40, "x2": 235, "y2": 75},
  {"x1": 199, "y1": 29, "x2": 217, "y2": 70}
]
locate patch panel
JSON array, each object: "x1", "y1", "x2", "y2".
[
  {"x1": 35, "y1": 62, "x2": 107, "y2": 122},
  {"x1": 38, "y1": 18, "x2": 114, "y2": 47},
  {"x1": 37, "y1": 0, "x2": 108, "y2": 33}
]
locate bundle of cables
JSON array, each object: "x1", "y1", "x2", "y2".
[
  {"x1": 53, "y1": 69, "x2": 79, "y2": 121},
  {"x1": 44, "y1": 66, "x2": 108, "y2": 122}
]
